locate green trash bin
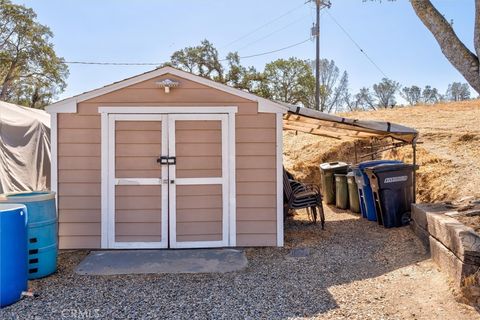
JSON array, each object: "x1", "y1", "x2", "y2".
[
  {"x1": 335, "y1": 174, "x2": 349, "y2": 209},
  {"x1": 346, "y1": 172, "x2": 360, "y2": 213},
  {"x1": 320, "y1": 162, "x2": 349, "y2": 204}
]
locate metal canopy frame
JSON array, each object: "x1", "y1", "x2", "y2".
[{"x1": 282, "y1": 105, "x2": 419, "y2": 203}]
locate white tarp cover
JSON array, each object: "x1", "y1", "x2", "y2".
[
  {"x1": 283, "y1": 104, "x2": 418, "y2": 143},
  {"x1": 0, "y1": 101, "x2": 50, "y2": 194}
]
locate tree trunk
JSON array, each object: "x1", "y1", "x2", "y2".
[
  {"x1": 0, "y1": 62, "x2": 16, "y2": 100},
  {"x1": 410, "y1": 0, "x2": 480, "y2": 94}
]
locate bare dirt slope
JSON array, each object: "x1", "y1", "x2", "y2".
[{"x1": 284, "y1": 100, "x2": 480, "y2": 203}]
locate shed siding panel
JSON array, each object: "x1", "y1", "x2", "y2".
[{"x1": 56, "y1": 74, "x2": 278, "y2": 248}]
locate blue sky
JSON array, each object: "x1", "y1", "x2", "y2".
[{"x1": 13, "y1": 0, "x2": 476, "y2": 100}]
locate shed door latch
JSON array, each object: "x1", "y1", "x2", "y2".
[
  {"x1": 157, "y1": 156, "x2": 169, "y2": 164},
  {"x1": 157, "y1": 156, "x2": 176, "y2": 165}
]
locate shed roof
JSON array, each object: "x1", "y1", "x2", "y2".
[
  {"x1": 46, "y1": 66, "x2": 288, "y2": 114},
  {"x1": 283, "y1": 104, "x2": 418, "y2": 144}
]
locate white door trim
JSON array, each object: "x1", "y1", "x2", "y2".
[
  {"x1": 98, "y1": 106, "x2": 238, "y2": 115},
  {"x1": 100, "y1": 110, "x2": 236, "y2": 249},
  {"x1": 104, "y1": 114, "x2": 168, "y2": 249},
  {"x1": 167, "y1": 113, "x2": 231, "y2": 249},
  {"x1": 276, "y1": 112, "x2": 284, "y2": 247}
]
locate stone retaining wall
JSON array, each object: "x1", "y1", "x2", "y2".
[{"x1": 411, "y1": 203, "x2": 480, "y2": 287}]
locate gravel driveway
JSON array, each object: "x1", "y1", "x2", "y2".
[{"x1": 2, "y1": 207, "x2": 479, "y2": 320}]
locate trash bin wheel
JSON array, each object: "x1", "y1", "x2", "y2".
[{"x1": 401, "y1": 212, "x2": 411, "y2": 225}]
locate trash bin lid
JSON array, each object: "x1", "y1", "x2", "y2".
[
  {"x1": 367, "y1": 163, "x2": 415, "y2": 173},
  {"x1": 319, "y1": 161, "x2": 349, "y2": 172},
  {"x1": 357, "y1": 160, "x2": 402, "y2": 170}
]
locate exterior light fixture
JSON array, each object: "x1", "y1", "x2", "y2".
[{"x1": 156, "y1": 79, "x2": 180, "y2": 93}]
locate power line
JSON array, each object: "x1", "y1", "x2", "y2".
[
  {"x1": 64, "y1": 37, "x2": 314, "y2": 66},
  {"x1": 220, "y1": 2, "x2": 306, "y2": 49},
  {"x1": 232, "y1": 37, "x2": 313, "y2": 60},
  {"x1": 325, "y1": 11, "x2": 388, "y2": 78},
  {"x1": 65, "y1": 61, "x2": 160, "y2": 66},
  {"x1": 235, "y1": 14, "x2": 310, "y2": 52}
]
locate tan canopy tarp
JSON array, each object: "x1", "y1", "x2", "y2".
[
  {"x1": 283, "y1": 104, "x2": 418, "y2": 144},
  {"x1": 0, "y1": 101, "x2": 50, "y2": 194}
]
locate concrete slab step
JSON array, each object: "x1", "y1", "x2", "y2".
[{"x1": 74, "y1": 249, "x2": 248, "y2": 275}]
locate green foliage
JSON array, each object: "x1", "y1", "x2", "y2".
[
  {"x1": 262, "y1": 57, "x2": 315, "y2": 107},
  {"x1": 445, "y1": 82, "x2": 470, "y2": 101},
  {"x1": 421, "y1": 85, "x2": 441, "y2": 104},
  {"x1": 315, "y1": 59, "x2": 349, "y2": 112},
  {"x1": 0, "y1": 0, "x2": 68, "y2": 108},
  {"x1": 401, "y1": 85, "x2": 422, "y2": 106},
  {"x1": 170, "y1": 39, "x2": 224, "y2": 83},
  {"x1": 372, "y1": 78, "x2": 401, "y2": 108},
  {"x1": 224, "y1": 52, "x2": 264, "y2": 95},
  {"x1": 348, "y1": 87, "x2": 376, "y2": 111}
]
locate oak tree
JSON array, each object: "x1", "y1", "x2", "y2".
[{"x1": 0, "y1": 0, "x2": 68, "y2": 108}]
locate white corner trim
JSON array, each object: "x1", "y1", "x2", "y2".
[
  {"x1": 258, "y1": 99, "x2": 289, "y2": 114},
  {"x1": 100, "y1": 113, "x2": 109, "y2": 248},
  {"x1": 45, "y1": 100, "x2": 77, "y2": 114},
  {"x1": 228, "y1": 113, "x2": 236, "y2": 247},
  {"x1": 50, "y1": 113, "x2": 58, "y2": 208},
  {"x1": 45, "y1": 66, "x2": 287, "y2": 114},
  {"x1": 276, "y1": 112, "x2": 284, "y2": 247},
  {"x1": 97, "y1": 106, "x2": 238, "y2": 114}
]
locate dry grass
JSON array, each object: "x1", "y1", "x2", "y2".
[{"x1": 284, "y1": 99, "x2": 480, "y2": 203}]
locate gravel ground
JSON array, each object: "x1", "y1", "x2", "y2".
[{"x1": 2, "y1": 207, "x2": 479, "y2": 320}]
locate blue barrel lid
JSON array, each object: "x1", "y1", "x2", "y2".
[{"x1": 1, "y1": 191, "x2": 55, "y2": 203}]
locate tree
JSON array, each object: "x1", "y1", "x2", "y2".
[
  {"x1": 365, "y1": 1, "x2": 480, "y2": 94},
  {"x1": 170, "y1": 39, "x2": 224, "y2": 83},
  {"x1": 408, "y1": 1, "x2": 480, "y2": 94},
  {"x1": 401, "y1": 85, "x2": 422, "y2": 106},
  {"x1": 0, "y1": 0, "x2": 68, "y2": 108},
  {"x1": 224, "y1": 52, "x2": 264, "y2": 94},
  {"x1": 421, "y1": 85, "x2": 441, "y2": 104},
  {"x1": 372, "y1": 78, "x2": 400, "y2": 108},
  {"x1": 350, "y1": 87, "x2": 376, "y2": 110},
  {"x1": 261, "y1": 57, "x2": 315, "y2": 107},
  {"x1": 445, "y1": 82, "x2": 471, "y2": 101},
  {"x1": 314, "y1": 59, "x2": 350, "y2": 112}
]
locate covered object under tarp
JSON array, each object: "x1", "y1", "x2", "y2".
[
  {"x1": 0, "y1": 101, "x2": 50, "y2": 194},
  {"x1": 283, "y1": 104, "x2": 418, "y2": 143}
]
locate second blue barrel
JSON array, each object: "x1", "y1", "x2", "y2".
[
  {"x1": 0, "y1": 203, "x2": 28, "y2": 308},
  {"x1": 1, "y1": 192, "x2": 57, "y2": 279}
]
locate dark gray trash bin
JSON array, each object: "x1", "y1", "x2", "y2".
[{"x1": 364, "y1": 163, "x2": 416, "y2": 228}]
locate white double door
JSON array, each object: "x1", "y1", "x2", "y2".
[{"x1": 107, "y1": 113, "x2": 229, "y2": 249}]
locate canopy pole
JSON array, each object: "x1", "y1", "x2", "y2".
[
  {"x1": 412, "y1": 142, "x2": 417, "y2": 204},
  {"x1": 354, "y1": 141, "x2": 358, "y2": 164}
]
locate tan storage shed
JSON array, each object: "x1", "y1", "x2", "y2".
[{"x1": 46, "y1": 66, "x2": 287, "y2": 249}]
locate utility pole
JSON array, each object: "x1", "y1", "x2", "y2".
[{"x1": 311, "y1": 0, "x2": 331, "y2": 111}]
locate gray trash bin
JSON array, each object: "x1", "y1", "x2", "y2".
[{"x1": 319, "y1": 162, "x2": 349, "y2": 204}]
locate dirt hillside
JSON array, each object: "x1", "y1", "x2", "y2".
[{"x1": 284, "y1": 100, "x2": 480, "y2": 203}]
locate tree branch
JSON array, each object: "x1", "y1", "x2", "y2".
[
  {"x1": 475, "y1": 0, "x2": 480, "y2": 62},
  {"x1": 410, "y1": 0, "x2": 480, "y2": 93}
]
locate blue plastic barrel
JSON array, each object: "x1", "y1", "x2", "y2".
[
  {"x1": 1, "y1": 192, "x2": 57, "y2": 279},
  {"x1": 352, "y1": 160, "x2": 402, "y2": 222},
  {"x1": 0, "y1": 203, "x2": 28, "y2": 308}
]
